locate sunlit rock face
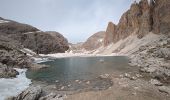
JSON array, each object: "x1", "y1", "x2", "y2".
[
  {"x1": 104, "y1": 22, "x2": 116, "y2": 46},
  {"x1": 103, "y1": 0, "x2": 170, "y2": 46}
]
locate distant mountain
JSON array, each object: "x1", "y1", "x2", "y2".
[
  {"x1": 83, "y1": 31, "x2": 105, "y2": 51},
  {"x1": 0, "y1": 18, "x2": 69, "y2": 54}
]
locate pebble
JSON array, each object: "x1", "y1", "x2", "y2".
[
  {"x1": 61, "y1": 86, "x2": 65, "y2": 90},
  {"x1": 55, "y1": 80, "x2": 59, "y2": 83},
  {"x1": 86, "y1": 81, "x2": 90, "y2": 84},
  {"x1": 150, "y1": 79, "x2": 162, "y2": 86},
  {"x1": 75, "y1": 80, "x2": 79, "y2": 82}
]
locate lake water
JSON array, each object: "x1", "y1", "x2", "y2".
[{"x1": 26, "y1": 56, "x2": 132, "y2": 84}]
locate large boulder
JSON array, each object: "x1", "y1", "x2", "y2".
[{"x1": 13, "y1": 86, "x2": 42, "y2": 100}]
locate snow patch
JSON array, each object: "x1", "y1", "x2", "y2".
[
  {"x1": 0, "y1": 20, "x2": 9, "y2": 23},
  {"x1": 23, "y1": 31, "x2": 42, "y2": 34},
  {"x1": 98, "y1": 39, "x2": 103, "y2": 42},
  {"x1": 0, "y1": 68, "x2": 31, "y2": 100}
]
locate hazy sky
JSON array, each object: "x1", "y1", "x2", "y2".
[{"x1": 0, "y1": 0, "x2": 133, "y2": 43}]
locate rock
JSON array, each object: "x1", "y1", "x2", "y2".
[
  {"x1": 86, "y1": 81, "x2": 90, "y2": 84},
  {"x1": 156, "y1": 48, "x2": 170, "y2": 60},
  {"x1": 0, "y1": 65, "x2": 19, "y2": 78},
  {"x1": 14, "y1": 86, "x2": 42, "y2": 100},
  {"x1": 60, "y1": 86, "x2": 65, "y2": 90},
  {"x1": 39, "y1": 93, "x2": 63, "y2": 100},
  {"x1": 150, "y1": 79, "x2": 163, "y2": 86},
  {"x1": 140, "y1": 66, "x2": 157, "y2": 73},
  {"x1": 29, "y1": 63, "x2": 49, "y2": 70},
  {"x1": 158, "y1": 86, "x2": 170, "y2": 94},
  {"x1": 100, "y1": 74, "x2": 110, "y2": 78},
  {"x1": 124, "y1": 73, "x2": 131, "y2": 78},
  {"x1": 55, "y1": 80, "x2": 59, "y2": 83},
  {"x1": 83, "y1": 31, "x2": 105, "y2": 50},
  {"x1": 75, "y1": 80, "x2": 79, "y2": 82}
]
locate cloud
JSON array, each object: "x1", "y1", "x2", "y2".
[{"x1": 0, "y1": 0, "x2": 132, "y2": 43}]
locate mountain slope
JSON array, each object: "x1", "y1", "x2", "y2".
[
  {"x1": 83, "y1": 31, "x2": 105, "y2": 51},
  {"x1": 0, "y1": 18, "x2": 69, "y2": 54}
]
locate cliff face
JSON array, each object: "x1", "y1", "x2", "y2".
[
  {"x1": 0, "y1": 18, "x2": 69, "y2": 54},
  {"x1": 83, "y1": 31, "x2": 105, "y2": 50},
  {"x1": 104, "y1": 22, "x2": 116, "y2": 46},
  {"x1": 104, "y1": 0, "x2": 170, "y2": 46}
]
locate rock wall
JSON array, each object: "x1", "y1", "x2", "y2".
[
  {"x1": 104, "y1": 0, "x2": 170, "y2": 46},
  {"x1": 0, "y1": 35, "x2": 31, "y2": 78},
  {"x1": 104, "y1": 22, "x2": 116, "y2": 46}
]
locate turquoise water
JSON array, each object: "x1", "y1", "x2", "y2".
[{"x1": 26, "y1": 56, "x2": 132, "y2": 83}]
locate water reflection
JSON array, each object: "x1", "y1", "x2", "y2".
[{"x1": 26, "y1": 56, "x2": 132, "y2": 83}]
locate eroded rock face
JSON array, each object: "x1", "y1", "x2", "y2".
[
  {"x1": 0, "y1": 18, "x2": 69, "y2": 54},
  {"x1": 152, "y1": 0, "x2": 170, "y2": 34},
  {"x1": 0, "y1": 35, "x2": 31, "y2": 78},
  {"x1": 104, "y1": 0, "x2": 170, "y2": 46},
  {"x1": 104, "y1": 22, "x2": 116, "y2": 46},
  {"x1": 21, "y1": 31, "x2": 69, "y2": 54},
  {"x1": 83, "y1": 31, "x2": 105, "y2": 50}
]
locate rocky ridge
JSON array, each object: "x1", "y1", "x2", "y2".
[
  {"x1": 0, "y1": 18, "x2": 69, "y2": 54},
  {"x1": 104, "y1": 0, "x2": 170, "y2": 46}
]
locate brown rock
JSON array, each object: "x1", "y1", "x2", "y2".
[
  {"x1": 104, "y1": 22, "x2": 116, "y2": 46},
  {"x1": 103, "y1": 0, "x2": 170, "y2": 46}
]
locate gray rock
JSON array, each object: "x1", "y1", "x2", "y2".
[
  {"x1": 0, "y1": 63, "x2": 19, "y2": 78},
  {"x1": 150, "y1": 79, "x2": 162, "y2": 86},
  {"x1": 158, "y1": 86, "x2": 170, "y2": 94},
  {"x1": 156, "y1": 48, "x2": 170, "y2": 60},
  {"x1": 39, "y1": 93, "x2": 63, "y2": 100},
  {"x1": 14, "y1": 86, "x2": 42, "y2": 100}
]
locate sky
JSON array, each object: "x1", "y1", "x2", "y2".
[{"x1": 0, "y1": 0, "x2": 133, "y2": 43}]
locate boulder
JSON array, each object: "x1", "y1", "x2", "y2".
[
  {"x1": 0, "y1": 63, "x2": 19, "y2": 78},
  {"x1": 158, "y1": 86, "x2": 170, "y2": 94},
  {"x1": 13, "y1": 86, "x2": 42, "y2": 100},
  {"x1": 39, "y1": 93, "x2": 63, "y2": 100}
]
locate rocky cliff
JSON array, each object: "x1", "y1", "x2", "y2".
[
  {"x1": 83, "y1": 31, "x2": 105, "y2": 50},
  {"x1": 0, "y1": 35, "x2": 31, "y2": 78},
  {"x1": 104, "y1": 0, "x2": 170, "y2": 46},
  {"x1": 0, "y1": 18, "x2": 69, "y2": 54}
]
